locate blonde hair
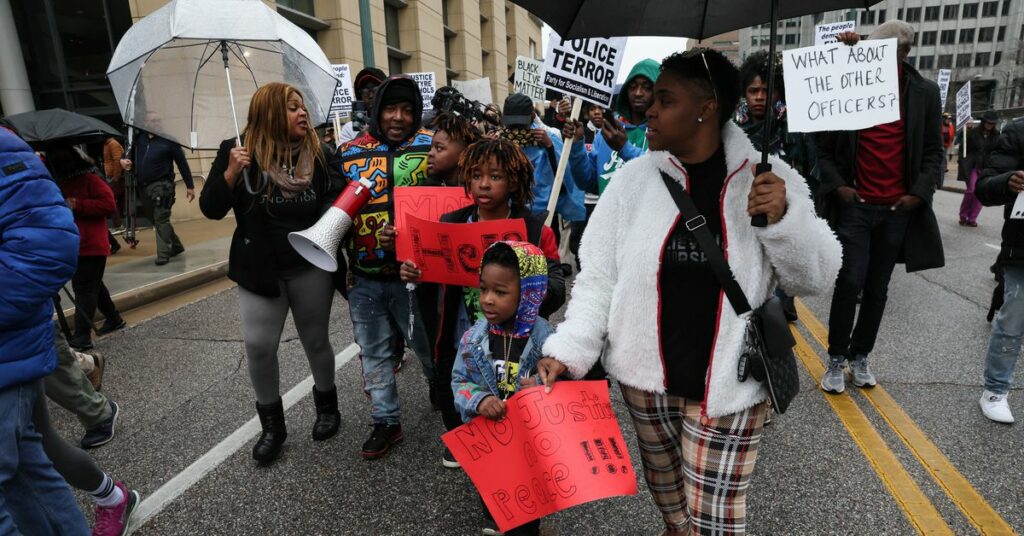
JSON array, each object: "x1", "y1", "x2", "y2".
[{"x1": 243, "y1": 82, "x2": 323, "y2": 184}]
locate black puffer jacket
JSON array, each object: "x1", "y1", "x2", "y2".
[{"x1": 978, "y1": 119, "x2": 1024, "y2": 266}]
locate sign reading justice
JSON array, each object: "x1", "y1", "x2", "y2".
[
  {"x1": 396, "y1": 215, "x2": 527, "y2": 287},
  {"x1": 443, "y1": 381, "x2": 638, "y2": 533}
]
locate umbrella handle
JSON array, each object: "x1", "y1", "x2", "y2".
[{"x1": 751, "y1": 163, "x2": 770, "y2": 228}]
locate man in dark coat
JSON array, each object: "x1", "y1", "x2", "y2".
[
  {"x1": 817, "y1": 21, "x2": 945, "y2": 394},
  {"x1": 975, "y1": 118, "x2": 1024, "y2": 423}
]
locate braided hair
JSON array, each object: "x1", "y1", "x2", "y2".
[{"x1": 458, "y1": 138, "x2": 535, "y2": 211}]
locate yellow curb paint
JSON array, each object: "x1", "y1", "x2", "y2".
[
  {"x1": 791, "y1": 327, "x2": 954, "y2": 535},
  {"x1": 795, "y1": 300, "x2": 1017, "y2": 536}
]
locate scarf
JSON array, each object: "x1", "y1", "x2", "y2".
[{"x1": 264, "y1": 143, "x2": 314, "y2": 198}]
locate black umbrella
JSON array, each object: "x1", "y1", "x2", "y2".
[
  {"x1": 511, "y1": 0, "x2": 883, "y2": 225},
  {"x1": 1, "y1": 108, "x2": 122, "y2": 148}
]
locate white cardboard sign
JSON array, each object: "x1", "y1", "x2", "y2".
[
  {"x1": 956, "y1": 81, "x2": 972, "y2": 130},
  {"x1": 329, "y1": 64, "x2": 355, "y2": 117},
  {"x1": 452, "y1": 78, "x2": 493, "y2": 105},
  {"x1": 514, "y1": 56, "x2": 547, "y2": 102},
  {"x1": 937, "y1": 69, "x2": 952, "y2": 108},
  {"x1": 1011, "y1": 193, "x2": 1024, "y2": 219},
  {"x1": 408, "y1": 72, "x2": 437, "y2": 111},
  {"x1": 782, "y1": 39, "x2": 900, "y2": 133},
  {"x1": 543, "y1": 37, "x2": 628, "y2": 108},
  {"x1": 815, "y1": 21, "x2": 857, "y2": 46}
]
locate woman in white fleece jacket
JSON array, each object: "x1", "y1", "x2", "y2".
[{"x1": 537, "y1": 50, "x2": 841, "y2": 535}]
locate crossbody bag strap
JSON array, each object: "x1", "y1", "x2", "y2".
[{"x1": 659, "y1": 170, "x2": 752, "y2": 315}]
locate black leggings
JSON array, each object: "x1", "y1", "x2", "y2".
[
  {"x1": 32, "y1": 382, "x2": 104, "y2": 492},
  {"x1": 71, "y1": 256, "x2": 119, "y2": 338}
]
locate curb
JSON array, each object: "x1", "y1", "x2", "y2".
[{"x1": 63, "y1": 261, "x2": 229, "y2": 320}]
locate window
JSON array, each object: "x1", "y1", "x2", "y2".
[
  {"x1": 982, "y1": 1, "x2": 999, "y2": 16},
  {"x1": 977, "y1": 52, "x2": 992, "y2": 66},
  {"x1": 905, "y1": 7, "x2": 921, "y2": 21},
  {"x1": 944, "y1": 5, "x2": 960, "y2": 19},
  {"x1": 529, "y1": 39, "x2": 537, "y2": 59},
  {"x1": 785, "y1": 33, "x2": 797, "y2": 45},
  {"x1": 995, "y1": 51, "x2": 1003, "y2": 64},
  {"x1": 919, "y1": 55, "x2": 935, "y2": 69},
  {"x1": 921, "y1": 31, "x2": 938, "y2": 45},
  {"x1": 961, "y1": 28, "x2": 976, "y2": 42},
  {"x1": 277, "y1": 0, "x2": 315, "y2": 15},
  {"x1": 963, "y1": 3, "x2": 979, "y2": 17},
  {"x1": 751, "y1": 37, "x2": 758, "y2": 46},
  {"x1": 786, "y1": 19, "x2": 799, "y2": 27},
  {"x1": 385, "y1": 4, "x2": 403, "y2": 74},
  {"x1": 957, "y1": 53, "x2": 973, "y2": 67},
  {"x1": 980, "y1": 27, "x2": 995, "y2": 41},
  {"x1": 999, "y1": 26, "x2": 1008, "y2": 41},
  {"x1": 939, "y1": 55, "x2": 954, "y2": 68},
  {"x1": 860, "y1": 10, "x2": 875, "y2": 25},
  {"x1": 1004, "y1": 0, "x2": 1012, "y2": 16},
  {"x1": 898, "y1": 8, "x2": 904, "y2": 19},
  {"x1": 925, "y1": 6, "x2": 940, "y2": 21},
  {"x1": 941, "y1": 29, "x2": 956, "y2": 44}
]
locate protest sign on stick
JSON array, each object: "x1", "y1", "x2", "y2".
[
  {"x1": 815, "y1": 21, "x2": 856, "y2": 46},
  {"x1": 937, "y1": 69, "x2": 952, "y2": 108},
  {"x1": 543, "y1": 37, "x2": 627, "y2": 108},
  {"x1": 396, "y1": 215, "x2": 527, "y2": 287},
  {"x1": 515, "y1": 56, "x2": 547, "y2": 102},
  {"x1": 328, "y1": 64, "x2": 354, "y2": 118},
  {"x1": 409, "y1": 72, "x2": 438, "y2": 111},
  {"x1": 443, "y1": 381, "x2": 638, "y2": 533},
  {"x1": 452, "y1": 78, "x2": 493, "y2": 105},
  {"x1": 783, "y1": 38, "x2": 900, "y2": 133},
  {"x1": 956, "y1": 81, "x2": 972, "y2": 157},
  {"x1": 393, "y1": 187, "x2": 474, "y2": 231},
  {"x1": 545, "y1": 98, "x2": 583, "y2": 227}
]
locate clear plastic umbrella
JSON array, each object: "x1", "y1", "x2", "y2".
[{"x1": 106, "y1": 0, "x2": 338, "y2": 150}]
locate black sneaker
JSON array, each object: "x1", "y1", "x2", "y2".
[
  {"x1": 96, "y1": 317, "x2": 126, "y2": 336},
  {"x1": 82, "y1": 400, "x2": 119, "y2": 449},
  {"x1": 361, "y1": 423, "x2": 403, "y2": 459},
  {"x1": 442, "y1": 447, "x2": 460, "y2": 468},
  {"x1": 68, "y1": 335, "x2": 94, "y2": 351},
  {"x1": 154, "y1": 256, "x2": 169, "y2": 266},
  {"x1": 170, "y1": 244, "x2": 185, "y2": 257}
]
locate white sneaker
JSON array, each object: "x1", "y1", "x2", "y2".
[{"x1": 979, "y1": 391, "x2": 1015, "y2": 424}]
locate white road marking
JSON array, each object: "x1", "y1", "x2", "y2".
[
  {"x1": 986, "y1": 243, "x2": 1001, "y2": 251},
  {"x1": 132, "y1": 343, "x2": 360, "y2": 529}
]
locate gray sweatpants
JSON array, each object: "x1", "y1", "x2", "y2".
[
  {"x1": 238, "y1": 267, "x2": 337, "y2": 405},
  {"x1": 46, "y1": 324, "x2": 111, "y2": 429}
]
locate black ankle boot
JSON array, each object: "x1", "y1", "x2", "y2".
[
  {"x1": 311, "y1": 386, "x2": 340, "y2": 441},
  {"x1": 253, "y1": 398, "x2": 286, "y2": 464}
]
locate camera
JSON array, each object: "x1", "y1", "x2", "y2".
[
  {"x1": 350, "y1": 101, "x2": 369, "y2": 132},
  {"x1": 430, "y1": 86, "x2": 500, "y2": 128}
]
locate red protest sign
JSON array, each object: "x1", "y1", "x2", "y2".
[
  {"x1": 393, "y1": 186, "x2": 473, "y2": 229},
  {"x1": 442, "y1": 381, "x2": 638, "y2": 533},
  {"x1": 396, "y1": 215, "x2": 527, "y2": 287}
]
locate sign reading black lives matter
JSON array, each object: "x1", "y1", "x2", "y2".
[
  {"x1": 543, "y1": 37, "x2": 627, "y2": 108},
  {"x1": 783, "y1": 39, "x2": 899, "y2": 133}
]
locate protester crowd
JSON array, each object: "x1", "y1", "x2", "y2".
[{"x1": 4, "y1": 16, "x2": 1024, "y2": 536}]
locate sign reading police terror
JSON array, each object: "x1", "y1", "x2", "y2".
[
  {"x1": 328, "y1": 64, "x2": 354, "y2": 117},
  {"x1": 543, "y1": 37, "x2": 627, "y2": 108},
  {"x1": 956, "y1": 81, "x2": 972, "y2": 130},
  {"x1": 408, "y1": 72, "x2": 437, "y2": 111},
  {"x1": 515, "y1": 56, "x2": 547, "y2": 102},
  {"x1": 815, "y1": 20, "x2": 856, "y2": 46},
  {"x1": 937, "y1": 69, "x2": 952, "y2": 108},
  {"x1": 783, "y1": 38, "x2": 900, "y2": 133},
  {"x1": 443, "y1": 382, "x2": 638, "y2": 533}
]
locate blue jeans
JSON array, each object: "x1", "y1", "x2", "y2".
[
  {"x1": 827, "y1": 203, "x2": 911, "y2": 358},
  {"x1": 984, "y1": 265, "x2": 1024, "y2": 394},
  {"x1": 0, "y1": 380, "x2": 89, "y2": 536},
  {"x1": 349, "y1": 275, "x2": 433, "y2": 425}
]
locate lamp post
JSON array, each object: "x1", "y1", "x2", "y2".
[{"x1": 992, "y1": 69, "x2": 1015, "y2": 108}]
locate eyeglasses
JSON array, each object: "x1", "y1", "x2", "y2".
[{"x1": 681, "y1": 48, "x2": 719, "y2": 105}]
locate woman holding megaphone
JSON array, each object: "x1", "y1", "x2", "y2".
[{"x1": 200, "y1": 82, "x2": 346, "y2": 465}]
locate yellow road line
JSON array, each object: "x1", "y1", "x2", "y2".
[
  {"x1": 795, "y1": 300, "x2": 1017, "y2": 536},
  {"x1": 791, "y1": 328, "x2": 954, "y2": 535}
]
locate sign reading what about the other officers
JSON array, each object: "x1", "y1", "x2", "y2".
[{"x1": 543, "y1": 37, "x2": 628, "y2": 108}]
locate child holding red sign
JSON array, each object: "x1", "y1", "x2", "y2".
[
  {"x1": 399, "y1": 139, "x2": 565, "y2": 469},
  {"x1": 451, "y1": 241, "x2": 553, "y2": 536}
]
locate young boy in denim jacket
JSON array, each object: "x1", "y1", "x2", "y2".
[{"x1": 451, "y1": 240, "x2": 553, "y2": 536}]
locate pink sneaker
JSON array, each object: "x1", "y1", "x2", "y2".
[{"x1": 92, "y1": 481, "x2": 140, "y2": 536}]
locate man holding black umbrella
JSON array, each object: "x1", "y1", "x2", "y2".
[{"x1": 818, "y1": 21, "x2": 945, "y2": 394}]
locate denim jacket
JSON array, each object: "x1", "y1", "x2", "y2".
[{"x1": 451, "y1": 317, "x2": 554, "y2": 423}]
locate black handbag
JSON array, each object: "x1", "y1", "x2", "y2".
[{"x1": 659, "y1": 171, "x2": 800, "y2": 414}]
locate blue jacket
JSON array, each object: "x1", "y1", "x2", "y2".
[
  {"x1": 0, "y1": 129, "x2": 79, "y2": 389},
  {"x1": 568, "y1": 116, "x2": 645, "y2": 195},
  {"x1": 526, "y1": 122, "x2": 586, "y2": 222},
  {"x1": 451, "y1": 317, "x2": 553, "y2": 423}
]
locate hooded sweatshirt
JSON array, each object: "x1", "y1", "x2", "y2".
[
  {"x1": 338, "y1": 76, "x2": 434, "y2": 278},
  {"x1": 450, "y1": 241, "x2": 554, "y2": 422},
  {"x1": 568, "y1": 59, "x2": 659, "y2": 198}
]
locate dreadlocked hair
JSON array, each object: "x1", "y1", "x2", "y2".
[
  {"x1": 739, "y1": 50, "x2": 785, "y2": 98},
  {"x1": 661, "y1": 48, "x2": 741, "y2": 127},
  {"x1": 428, "y1": 112, "x2": 483, "y2": 145},
  {"x1": 242, "y1": 82, "x2": 324, "y2": 191},
  {"x1": 458, "y1": 139, "x2": 535, "y2": 211}
]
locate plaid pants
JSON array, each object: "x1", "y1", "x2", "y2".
[{"x1": 621, "y1": 384, "x2": 767, "y2": 535}]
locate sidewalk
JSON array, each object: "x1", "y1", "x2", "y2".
[{"x1": 68, "y1": 217, "x2": 236, "y2": 316}]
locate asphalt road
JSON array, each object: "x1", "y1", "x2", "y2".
[{"x1": 49, "y1": 189, "x2": 1022, "y2": 535}]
